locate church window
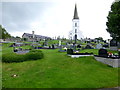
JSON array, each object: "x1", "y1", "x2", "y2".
[
  {"x1": 75, "y1": 29, "x2": 77, "y2": 33},
  {"x1": 75, "y1": 23, "x2": 77, "y2": 27}
]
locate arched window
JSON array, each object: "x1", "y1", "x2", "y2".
[
  {"x1": 75, "y1": 23, "x2": 77, "y2": 27},
  {"x1": 75, "y1": 29, "x2": 77, "y2": 33}
]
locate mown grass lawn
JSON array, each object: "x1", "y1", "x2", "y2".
[{"x1": 2, "y1": 45, "x2": 119, "y2": 88}]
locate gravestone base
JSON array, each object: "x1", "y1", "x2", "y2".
[
  {"x1": 94, "y1": 56, "x2": 120, "y2": 68},
  {"x1": 68, "y1": 55, "x2": 93, "y2": 58}
]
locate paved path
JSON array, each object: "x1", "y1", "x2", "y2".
[{"x1": 98, "y1": 87, "x2": 120, "y2": 90}]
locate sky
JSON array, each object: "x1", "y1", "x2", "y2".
[{"x1": 1, "y1": 0, "x2": 116, "y2": 40}]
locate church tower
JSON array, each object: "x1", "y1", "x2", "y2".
[{"x1": 73, "y1": 4, "x2": 79, "y2": 44}]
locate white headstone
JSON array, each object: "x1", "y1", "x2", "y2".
[{"x1": 59, "y1": 40, "x2": 61, "y2": 46}]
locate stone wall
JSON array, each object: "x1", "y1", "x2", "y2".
[{"x1": 94, "y1": 56, "x2": 120, "y2": 68}]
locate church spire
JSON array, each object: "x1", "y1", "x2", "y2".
[{"x1": 73, "y1": 4, "x2": 79, "y2": 19}]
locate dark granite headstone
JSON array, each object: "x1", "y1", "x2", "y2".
[
  {"x1": 67, "y1": 49, "x2": 73, "y2": 55},
  {"x1": 14, "y1": 49, "x2": 18, "y2": 52},
  {"x1": 77, "y1": 45, "x2": 81, "y2": 48},
  {"x1": 87, "y1": 41, "x2": 90, "y2": 43},
  {"x1": 98, "y1": 49, "x2": 108, "y2": 57},
  {"x1": 52, "y1": 44, "x2": 55, "y2": 49}
]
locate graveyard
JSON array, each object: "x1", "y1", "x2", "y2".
[
  {"x1": 1, "y1": 1, "x2": 120, "y2": 89},
  {"x1": 1, "y1": 39, "x2": 120, "y2": 88}
]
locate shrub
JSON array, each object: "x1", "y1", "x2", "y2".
[
  {"x1": 25, "y1": 50, "x2": 44, "y2": 60},
  {"x1": 2, "y1": 50, "x2": 44, "y2": 63},
  {"x1": 2, "y1": 53, "x2": 26, "y2": 63}
]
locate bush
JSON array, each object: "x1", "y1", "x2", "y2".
[
  {"x1": 2, "y1": 53, "x2": 26, "y2": 63},
  {"x1": 26, "y1": 50, "x2": 44, "y2": 60},
  {"x1": 2, "y1": 50, "x2": 44, "y2": 63}
]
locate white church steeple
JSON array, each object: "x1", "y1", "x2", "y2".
[
  {"x1": 69, "y1": 4, "x2": 83, "y2": 41},
  {"x1": 73, "y1": 4, "x2": 79, "y2": 43}
]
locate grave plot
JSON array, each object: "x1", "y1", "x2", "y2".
[
  {"x1": 109, "y1": 39, "x2": 118, "y2": 51},
  {"x1": 67, "y1": 49, "x2": 93, "y2": 58},
  {"x1": 34, "y1": 44, "x2": 56, "y2": 49},
  {"x1": 12, "y1": 43, "x2": 31, "y2": 54},
  {"x1": 94, "y1": 49, "x2": 120, "y2": 67}
]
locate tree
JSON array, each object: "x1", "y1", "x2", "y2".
[
  {"x1": 95, "y1": 37, "x2": 104, "y2": 42},
  {"x1": 0, "y1": 25, "x2": 11, "y2": 40},
  {"x1": 106, "y1": 1, "x2": 120, "y2": 41},
  {"x1": 22, "y1": 38, "x2": 28, "y2": 41}
]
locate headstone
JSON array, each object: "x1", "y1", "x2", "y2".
[
  {"x1": 59, "y1": 40, "x2": 61, "y2": 46},
  {"x1": 73, "y1": 43, "x2": 76, "y2": 51},
  {"x1": 63, "y1": 47, "x2": 67, "y2": 51},
  {"x1": 14, "y1": 49, "x2": 18, "y2": 52},
  {"x1": 118, "y1": 42, "x2": 120, "y2": 48},
  {"x1": 104, "y1": 40, "x2": 106, "y2": 43},
  {"x1": 67, "y1": 49, "x2": 73, "y2": 54},
  {"x1": 52, "y1": 44, "x2": 55, "y2": 49},
  {"x1": 110, "y1": 39, "x2": 118, "y2": 50},
  {"x1": 98, "y1": 49, "x2": 108, "y2": 57},
  {"x1": 110, "y1": 39, "x2": 117, "y2": 46},
  {"x1": 84, "y1": 45, "x2": 93, "y2": 49},
  {"x1": 96, "y1": 43, "x2": 102, "y2": 49},
  {"x1": 87, "y1": 41, "x2": 90, "y2": 43},
  {"x1": 77, "y1": 44, "x2": 81, "y2": 48},
  {"x1": 102, "y1": 44, "x2": 109, "y2": 48}
]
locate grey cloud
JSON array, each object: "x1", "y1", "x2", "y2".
[{"x1": 2, "y1": 2, "x2": 54, "y2": 32}]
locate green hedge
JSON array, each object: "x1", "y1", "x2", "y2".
[
  {"x1": 26, "y1": 50, "x2": 44, "y2": 60},
  {"x1": 2, "y1": 50, "x2": 44, "y2": 63}
]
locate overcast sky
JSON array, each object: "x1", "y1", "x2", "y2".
[{"x1": 1, "y1": 0, "x2": 115, "y2": 40}]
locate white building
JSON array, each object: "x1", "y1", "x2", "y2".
[{"x1": 69, "y1": 4, "x2": 83, "y2": 41}]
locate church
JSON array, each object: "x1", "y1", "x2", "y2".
[{"x1": 69, "y1": 4, "x2": 83, "y2": 41}]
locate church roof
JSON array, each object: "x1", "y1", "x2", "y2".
[{"x1": 73, "y1": 4, "x2": 79, "y2": 19}]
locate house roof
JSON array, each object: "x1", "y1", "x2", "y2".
[{"x1": 22, "y1": 33, "x2": 51, "y2": 39}]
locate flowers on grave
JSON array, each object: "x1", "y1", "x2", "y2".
[
  {"x1": 74, "y1": 51, "x2": 79, "y2": 53},
  {"x1": 107, "y1": 52, "x2": 119, "y2": 58},
  {"x1": 107, "y1": 52, "x2": 113, "y2": 57},
  {"x1": 108, "y1": 52, "x2": 113, "y2": 56}
]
